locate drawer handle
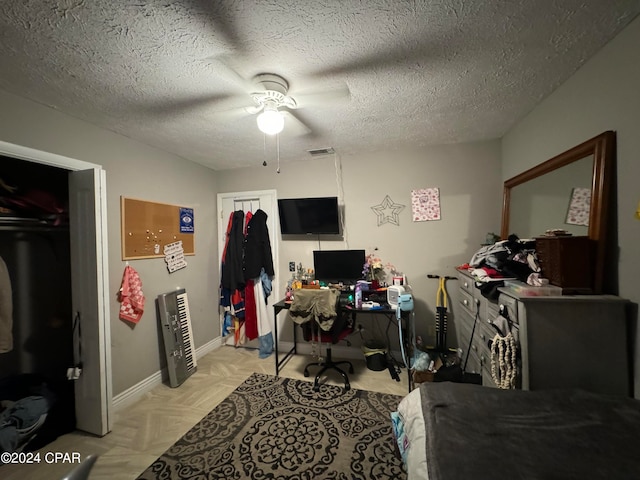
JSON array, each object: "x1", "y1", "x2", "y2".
[
  {"x1": 463, "y1": 299, "x2": 469, "y2": 306},
  {"x1": 472, "y1": 345, "x2": 477, "y2": 352},
  {"x1": 464, "y1": 281, "x2": 469, "y2": 288},
  {"x1": 480, "y1": 333, "x2": 486, "y2": 341}
]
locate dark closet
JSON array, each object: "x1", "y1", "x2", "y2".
[{"x1": 0, "y1": 156, "x2": 75, "y2": 452}]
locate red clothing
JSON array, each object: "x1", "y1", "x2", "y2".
[{"x1": 244, "y1": 278, "x2": 258, "y2": 340}]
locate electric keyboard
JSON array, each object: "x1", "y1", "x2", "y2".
[{"x1": 157, "y1": 288, "x2": 197, "y2": 387}]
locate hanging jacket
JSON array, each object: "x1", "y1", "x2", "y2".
[
  {"x1": 243, "y1": 209, "x2": 274, "y2": 281},
  {"x1": 221, "y1": 210, "x2": 246, "y2": 292}
]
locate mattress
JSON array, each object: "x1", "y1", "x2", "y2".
[
  {"x1": 397, "y1": 382, "x2": 640, "y2": 480},
  {"x1": 396, "y1": 387, "x2": 428, "y2": 480}
]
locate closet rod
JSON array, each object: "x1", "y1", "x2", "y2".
[{"x1": 0, "y1": 224, "x2": 68, "y2": 233}]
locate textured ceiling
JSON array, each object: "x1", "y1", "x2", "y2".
[{"x1": 1, "y1": 1, "x2": 639, "y2": 171}]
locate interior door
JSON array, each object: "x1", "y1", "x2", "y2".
[
  {"x1": 68, "y1": 168, "x2": 112, "y2": 436},
  {"x1": 217, "y1": 190, "x2": 279, "y2": 342}
]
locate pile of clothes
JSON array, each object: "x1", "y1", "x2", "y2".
[
  {"x1": 0, "y1": 374, "x2": 73, "y2": 456},
  {"x1": 463, "y1": 235, "x2": 543, "y2": 300}
]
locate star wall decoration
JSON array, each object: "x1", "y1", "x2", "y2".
[{"x1": 371, "y1": 195, "x2": 405, "y2": 226}]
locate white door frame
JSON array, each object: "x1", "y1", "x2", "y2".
[{"x1": 0, "y1": 140, "x2": 112, "y2": 434}]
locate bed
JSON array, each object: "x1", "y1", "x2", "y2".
[{"x1": 394, "y1": 382, "x2": 640, "y2": 480}]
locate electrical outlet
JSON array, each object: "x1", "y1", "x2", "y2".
[{"x1": 289, "y1": 261, "x2": 295, "y2": 272}]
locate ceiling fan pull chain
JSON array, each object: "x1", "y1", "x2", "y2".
[
  {"x1": 262, "y1": 133, "x2": 267, "y2": 167},
  {"x1": 276, "y1": 134, "x2": 281, "y2": 174}
]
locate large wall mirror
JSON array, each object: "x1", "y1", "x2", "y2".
[{"x1": 501, "y1": 131, "x2": 615, "y2": 294}]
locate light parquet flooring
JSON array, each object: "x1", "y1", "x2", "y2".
[{"x1": 2, "y1": 345, "x2": 409, "y2": 480}]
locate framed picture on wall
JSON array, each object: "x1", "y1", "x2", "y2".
[{"x1": 565, "y1": 187, "x2": 591, "y2": 226}]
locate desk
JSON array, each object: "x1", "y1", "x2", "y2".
[
  {"x1": 273, "y1": 299, "x2": 296, "y2": 377},
  {"x1": 272, "y1": 299, "x2": 414, "y2": 392}
]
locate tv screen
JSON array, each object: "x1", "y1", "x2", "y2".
[
  {"x1": 313, "y1": 250, "x2": 365, "y2": 284},
  {"x1": 278, "y1": 197, "x2": 340, "y2": 235}
]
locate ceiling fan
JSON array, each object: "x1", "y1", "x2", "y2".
[
  {"x1": 247, "y1": 73, "x2": 302, "y2": 136},
  {"x1": 191, "y1": 53, "x2": 351, "y2": 137}
]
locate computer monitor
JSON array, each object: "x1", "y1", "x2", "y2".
[{"x1": 313, "y1": 249, "x2": 365, "y2": 284}]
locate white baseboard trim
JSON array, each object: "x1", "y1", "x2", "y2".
[{"x1": 112, "y1": 336, "x2": 223, "y2": 411}]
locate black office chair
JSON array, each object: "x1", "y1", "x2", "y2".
[{"x1": 301, "y1": 307, "x2": 355, "y2": 391}]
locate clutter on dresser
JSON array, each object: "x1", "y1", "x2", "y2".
[
  {"x1": 542, "y1": 228, "x2": 572, "y2": 236},
  {"x1": 463, "y1": 234, "x2": 546, "y2": 300}
]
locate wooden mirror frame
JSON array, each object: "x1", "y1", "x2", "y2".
[{"x1": 501, "y1": 131, "x2": 615, "y2": 294}]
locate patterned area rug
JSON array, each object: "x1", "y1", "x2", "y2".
[{"x1": 137, "y1": 372, "x2": 407, "y2": 479}]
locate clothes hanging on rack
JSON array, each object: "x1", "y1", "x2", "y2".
[
  {"x1": 0, "y1": 255, "x2": 13, "y2": 354},
  {"x1": 221, "y1": 210, "x2": 246, "y2": 294},
  {"x1": 243, "y1": 209, "x2": 274, "y2": 281},
  {"x1": 254, "y1": 277, "x2": 273, "y2": 358},
  {"x1": 244, "y1": 278, "x2": 258, "y2": 340},
  {"x1": 219, "y1": 207, "x2": 275, "y2": 355}
]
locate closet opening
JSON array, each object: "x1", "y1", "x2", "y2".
[{"x1": 1, "y1": 156, "x2": 76, "y2": 453}]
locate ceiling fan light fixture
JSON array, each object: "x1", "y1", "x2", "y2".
[{"x1": 256, "y1": 107, "x2": 284, "y2": 135}]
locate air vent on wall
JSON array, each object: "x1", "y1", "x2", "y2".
[{"x1": 307, "y1": 147, "x2": 335, "y2": 157}]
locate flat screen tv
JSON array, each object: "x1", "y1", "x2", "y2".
[
  {"x1": 313, "y1": 250, "x2": 365, "y2": 284},
  {"x1": 278, "y1": 196, "x2": 340, "y2": 235}
]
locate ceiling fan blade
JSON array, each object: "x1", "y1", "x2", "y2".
[
  {"x1": 205, "y1": 54, "x2": 256, "y2": 92},
  {"x1": 311, "y1": 43, "x2": 434, "y2": 77},
  {"x1": 131, "y1": 93, "x2": 245, "y2": 116},
  {"x1": 186, "y1": 0, "x2": 247, "y2": 53},
  {"x1": 281, "y1": 110, "x2": 312, "y2": 137},
  {"x1": 292, "y1": 82, "x2": 351, "y2": 108}
]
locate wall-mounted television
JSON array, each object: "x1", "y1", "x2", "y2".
[
  {"x1": 313, "y1": 250, "x2": 365, "y2": 284},
  {"x1": 277, "y1": 196, "x2": 340, "y2": 235}
]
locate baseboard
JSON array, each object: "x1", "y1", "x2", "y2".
[{"x1": 112, "y1": 336, "x2": 223, "y2": 411}]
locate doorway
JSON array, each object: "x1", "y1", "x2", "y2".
[
  {"x1": 217, "y1": 190, "x2": 279, "y2": 346},
  {"x1": 0, "y1": 140, "x2": 112, "y2": 439}
]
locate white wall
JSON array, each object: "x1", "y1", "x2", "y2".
[
  {"x1": 216, "y1": 141, "x2": 503, "y2": 347},
  {"x1": 0, "y1": 90, "x2": 220, "y2": 395},
  {"x1": 502, "y1": 16, "x2": 640, "y2": 396}
]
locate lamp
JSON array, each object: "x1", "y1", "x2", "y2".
[{"x1": 257, "y1": 104, "x2": 284, "y2": 135}]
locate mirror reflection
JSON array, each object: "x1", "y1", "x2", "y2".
[
  {"x1": 501, "y1": 131, "x2": 615, "y2": 294},
  {"x1": 509, "y1": 154, "x2": 593, "y2": 238}
]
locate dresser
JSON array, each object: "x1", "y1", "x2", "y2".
[{"x1": 454, "y1": 268, "x2": 629, "y2": 396}]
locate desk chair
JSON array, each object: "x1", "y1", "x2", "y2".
[
  {"x1": 289, "y1": 288, "x2": 355, "y2": 392},
  {"x1": 301, "y1": 306, "x2": 355, "y2": 392}
]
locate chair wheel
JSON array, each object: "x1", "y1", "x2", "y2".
[
  {"x1": 313, "y1": 383, "x2": 320, "y2": 392},
  {"x1": 344, "y1": 384, "x2": 351, "y2": 391},
  {"x1": 303, "y1": 370, "x2": 310, "y2": 377}
]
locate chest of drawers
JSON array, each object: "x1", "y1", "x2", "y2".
[
  {"x1": 534, "y1": 235, "x2": 594, "y2": 293},
  {"x1": 454, "y1": 269, "x2": 629, "y2": 395}
]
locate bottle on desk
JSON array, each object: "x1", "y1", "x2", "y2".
[{"x1": 354, "y1": 283, "x2": 363, "y2": 309}]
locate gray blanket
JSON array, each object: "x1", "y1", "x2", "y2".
[{"x1": 421, "y1": 382, "x2": 640, "y2": 480}]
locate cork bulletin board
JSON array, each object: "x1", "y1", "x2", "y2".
[{"x1": 121, "y1": 196, "x2": 195, "y2": 260}]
